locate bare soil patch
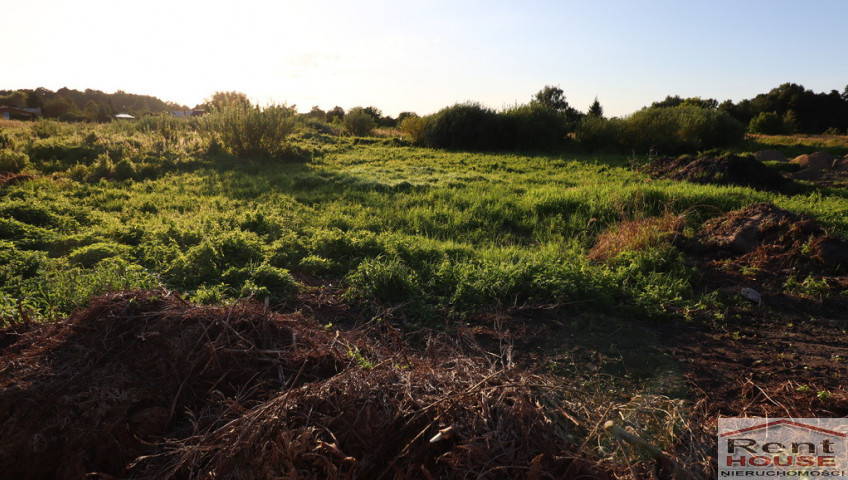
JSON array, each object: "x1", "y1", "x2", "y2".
[{"x1": 641, "y1": 155, "x2": 793, "y2": 192}]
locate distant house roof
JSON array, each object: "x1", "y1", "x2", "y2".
[
  {"x1": 114, "y1": 113, "x2": 135, "y2": 119},
  {"x1": 0, "y1": 106, "x2": 41, "y2": 119},
  {"x1": 171, "y1": 110, "x2": 205, "y2": 118}
]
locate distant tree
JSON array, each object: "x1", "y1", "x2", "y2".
[
  {"x1": 681, "y1": 97, "x2": 718, "y2": 109},
  {"x1": 362, "y1": 106, "x2": 382, "y2": 119},
  {"x1": 42, "y1": 95, "x2": 74, "y2": 118},
  {"x1": 588, "y1": 97, "x2": 603, "y2": 117},
  {"x1": 651, "y1": 95, "x2": 717, "y2": 110},
  {"x1": 533, "y1": 85, "x2": 570, "y2": 112},
  {"x1": 83, "y1": 100, "x2": 99, "y2": 122},
  {"x1": 343, "y1": 107, "x2": 376, "y2": 136},
  {"x1": 531, "y1": 85, "x2": 582, "y2": 124},
  {"x1": 748, "y1": 111, "x2": 784, "y2": 134},
  {"x1": 782, "y1": 110, "x2": 799, "y2": 134},
  {"x1": 397, "y1": 111, "x2": 418, "y2": 124},
  {"x1": 307, "y1": 106, "x2": 326, "y2": 119},
  {"x1": 650, "y1": 95, "x2": 684, "y2": 108},
  {"x1": 97, "y1": 103, "x2": 112, "y2": 122},
  {"x1": 0, "y1": 91, "x2": 26, "y2": 108},
  {"x1": 326, "y1": 106, "x2": 345, "y2": 123},
  {"x1": 203, "y1": 91, "x2": 252, "y2": 111}
]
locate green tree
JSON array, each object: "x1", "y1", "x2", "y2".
[
  {"x1": 307, "y1": 106, "x2": 326, "y2": 119},
  {"x1": 588, "y1": 97, "x2": 604, "y2": 117},
  {"x1": 397, "y1": 111, "x2": 418, "y2": 123},
  {"x1": 83, "y1": 100, "x2": 99, "y2": 122},
  {"x1": 343, "y1": 107, "x2": 376, "y2": 136},
  {"x1": 326, "y1": 106, "x2": 345, "y2": 123},
  {"x1": 203, "y1": 91, "x2": 252, "y2": 111},
  {"x1": 533, "y1": 85, "x2": 569, "y2": 112},
  {"x1": 747, "y1": 111, "x2": 784, "y2": 134},
  {"x1": 42, "y1": 95, "x2": 74, "y2": 118},
  {"x1": 531, "y1": 85, "x2": 582, "y2": 124}
]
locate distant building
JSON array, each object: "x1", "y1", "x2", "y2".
[
  {"x1": 114, "y1": 113, "x2": 135, "y2": 120},
  {"x1": 171, "y1": 109, "x2": 205, "y2": 118},
  {"x1": 0, "y1": 106, "x2": 41, "y2": 120}
]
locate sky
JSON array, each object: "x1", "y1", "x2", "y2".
[{"x1": 4, "y1": 0, "x2": 848, "y2": 117}]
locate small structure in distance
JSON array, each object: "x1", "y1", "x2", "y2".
[
  {"x1": 0, "y1": 106, "x2": 42, "y2": 120},
  {"x1": 171, "y1": 109, "x2": 205, "y2": 118}
]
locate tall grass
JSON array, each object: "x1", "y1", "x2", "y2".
[
  {"x1": 201, "y1": 104, "x2": 299, "y2": 159},
  {"x1": 2, "y1": 119, "x2": 847, "y2": 323}
]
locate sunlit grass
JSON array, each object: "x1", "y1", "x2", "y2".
[{"x1": 2, "y1": 119, "x2": 848, "y2": 322}]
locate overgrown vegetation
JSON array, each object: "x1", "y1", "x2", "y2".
[
  {"x1": 575, "y1": 105, "x2": 745, "y2": 154},
  {"x1": 2, "y1": 87, "x2": 848, "y2": 480},
  {"x1": 2, "y1": 113, "x2": 847, "y2": 324}
]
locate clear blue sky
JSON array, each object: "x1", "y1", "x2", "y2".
[{"x1": 4, "y1": 0, "x2": 847, "y2": 117}]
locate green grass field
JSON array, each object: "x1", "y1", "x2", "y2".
[{"x1": 3, "y1": 118, "x2": 848, "y2": 324}]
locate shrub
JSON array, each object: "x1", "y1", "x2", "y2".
[
  {"x1": 574, "y1": 116, "x2": 625, "y2": 150},
  {"x1": 620, "y1": 106, "x2": 744, "y2": 154},
  {"x1": 67, "y1": 242, "x2": 132, "y2": 267},
  {"x1": 246, "y1": 263, "x2": 297, "y2": 300},
  {"x1": 343, "y1": 107, "x2": 376, "y2": 136},
  {"x1": 0, "y1": 132, "x2": 16, "y2": 150},
  {"x1": 422, "y1": 102, "x2": 503, "y2": 150},
  {"x1": 399, "y1": 115, "x2": 427, "y2": 144},
  {"x1": 0, "y1": 201, "x2": 61, "y2": 228},
  {"x1": 87, "y1": 153, "x2": 114, "y2": 180},
  {"x1": 169, "y1": 230, "x2": 265, "y2": 287},
  {"x1": 0, "y1": 149, "x2": 30, "y2": 173},
  {"x1": 204, "y1": 104, "x2": 298, "y2": 159},
  {"x1": 500, "y1": 103, "x2": 568, "y2": 150},
  {"x1": 347, "y1": 256, "x2": 421, "y2": 304},
  {"x1": 748, "y1": 111, "x2": 785, "y2": 134},
  {"x1": 113, "y1": 158, "x2": 137, "y2": 180}
]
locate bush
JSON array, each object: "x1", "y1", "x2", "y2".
[
  {"x1": 0, "y1": 149, "x2": 30, "y2": 173},
  {"x1": 245, "y1": 263, "x2": 297, "y2": 300},
  {"x1": 422, "y1": 103, "x2": 503, "y2": 150},
  {"x1": 574, "y1": 116, "x2": 625, "y2": 150},
  {"x1": 204, "y1": 104, "x2": 298, "y2": 159},
  {"x1": 748, "y1": 111, "x2": 785, "y2": 134},
  {"x1": 620, "y1": 106, "x2": 744, "y2": 154},
  {"x1": 343, "y1": 108, "x2": 376, "y2": 136},
  {"x1": 0, "y1": 132, "x2": 16, "y2": 150},
  {"x1": 67, "y1": 242, "x2": 132, "y2": 267},
  {"x1": 113, "y1": 158, "x2": 137, "y2": 180},
  {"x1": 347, "y1": 256, "x2": 421, "y2": 304},
  {"x1": 399, "y1": 115, "x2": 427, "y2": 144},
  {"x1": 500, "y1": 103, "x2": 568, "y2": 150},
  {"x1": 169, "y1": 230, "x2": 266, "y2": 287},
  {"x1": 87, "y1": 153, "x2": 114, "y2": 181}
]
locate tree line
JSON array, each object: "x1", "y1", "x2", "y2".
[
  {"x1": 652, "y1": 83, "x2": 848, "y2": 135},
  {"x1": 3, "y1": 83, "x2": 848, "y2": 137},
  {"x1": 0, "y1": 87, "x2": 188, "y2": 122}
]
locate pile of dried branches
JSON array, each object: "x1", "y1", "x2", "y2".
[{"x1": 0, "y1": 290, "x2": 611, "y2": 479}]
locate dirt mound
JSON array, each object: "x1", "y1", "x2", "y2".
[
  {"x1": 790, "y1": 151, "x2": 835, "y2": 171},
  {"x1": 689, "y1": 202, "x2": 848, "y2": 268},
  {"x1": 683, "y1": 202, "x2": 848, "y2": 311},
  {"x1": 0, "y1": 290, "x2": 602, "y2": 480},
  {"x1": 753, "y1": 149, "x2": 786, "y2": 162},
  {"x1": 642, "y1": 155, "x2": 792, "y2": 191},
  {"x1": 692, "y1": 202, "x2": 813, "y2": 255}
]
